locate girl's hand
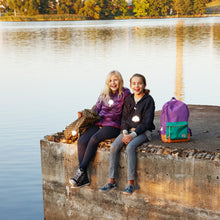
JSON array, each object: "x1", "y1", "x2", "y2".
[
  {"x1": 77, "y1": 111, "x2": 82, "y2": 118},
  {"x1": 122, "y1": 134, "x2": 133, "y2": 145}
]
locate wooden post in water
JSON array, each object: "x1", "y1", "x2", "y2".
[{"x1": 175, "y1": 20, "x2": 184, "y2": 101}]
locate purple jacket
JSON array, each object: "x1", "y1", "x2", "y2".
[{"x1": 94, "y1": 87, "x2": 131, "y2": 129}]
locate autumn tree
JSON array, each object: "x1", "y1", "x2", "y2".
[
  {"x1": 7, "y1": 0, "x2": 24, "y2": 16},
  {"x1": 5, "y1": 0, "x2": 210, "y2": 17},
  {"x1": 182, "y1": 0, "x2": 193, "y2": 15},
  {"x1": 98, "y1": 0, "x2": 114, "y2": 19},
  {"x1": 39, "y1": 0, "x2": 53, "y2": 14},
  {"x1": 0, "y1": 0, "x2": 8, "y2": 10},
  {"x1": 23, "y1": 0, "x2": 40, "y2": 15},
  {"x1": 7, "y1": 0, "x2": 41, "y2": 15},
  {"x1": 56, "y1": 0, "x2": 73, "y2": 14},
  {"x1": 173, "y1": 0, "x2": 183, "y2": 15},
  {"x1": 148, "y1": 0, "x2": 172, "y2": 16},
  {"x1": 73, "y1": 0, "x2": 83, "y2": 14},
  {"x1": 173, "y1": 0, "x2": 208, "y2": 16},
  {"x1": 193, "y1": 0, "x2": 208, "y2": 15},
  {"x1": 173, "y1": 0, "x2": 192, "y2": 16},
  {"x1": 133, "y1": 0, "x2": 149, "y2": 17},
  {"x1": 111, "y1": 0, "x2": 128, "y2": 17},
  {"x1": 79, "y1": 0, "x2": 101, "y2": 19}
]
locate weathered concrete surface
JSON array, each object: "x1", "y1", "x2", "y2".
[
  {"x1": 152, "y1": 105, "x2": 220, "y2": 152},
  {"x1": 41, "y1": 105, "x2": 220, "y2": 220}
]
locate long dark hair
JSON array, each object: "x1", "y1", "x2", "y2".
[{"x1": 130, "y1": 73, "x2": 150, "y2": 94}]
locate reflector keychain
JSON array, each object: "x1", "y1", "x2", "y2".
[
  {"x1": 132, "y1": 115, "x2": 140, "y2": 122},
  {"x1": 108, "y1": 99, "x2": 114, "y2": 107},
  {"x1": 72, "y1": 130, "x2": 77, "y2": 136},
  {"x1": 132, "y1": 102, "x2": 140, "y2": 123}
]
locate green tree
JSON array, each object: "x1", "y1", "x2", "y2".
[
  {"x1": 112, "y1": 0, "x2": 128, "y2": 17},
  {"x1": 57, "y1": 4, "x2": 69, "y2": 13},
  {"x1": 193, "y1": 0, "x2": 208, "y2": 15},
  {"x1": 98, "y1": 0, "x2": 114, "y2": 19},
  {"x1": 73, "y1": 0, "x2": 83, "y2": 14},
  {"x1": 79, "y1": 0, "x2": 101, "y2": 19},
  {"x1": 24, "y1": 0, "x2": 40, "y2": 15},
  {"x1": 182, "y1": 0, "x2": 193, "y2": 15},
  {"x1": 174, "y1": 0, "x2": 183, "y2": 15},
  {"x1": 174, "y1": 0, "x2": 194, "y2": 15},
  {"x1": 133, "y1": 0, "x2": 149, "y2": 17},
  {"x1": 39, "y1": 0, "x2": 52, "y2": 14},
  {"x1": 7, "y1": 0, "x2": 41, "y2": 15},
  {"x1": 57, "y1": 0, "x2": 73, "y2": 14},
  {"x1": 7, "y1": 0, "x2": 24, "y2": 16},
  {"x1": 161, "y1": 0, "x2": 174, "y2": 16},
  {"x1": 148, "y1": 0, "x2": 172, "y2": 16}
]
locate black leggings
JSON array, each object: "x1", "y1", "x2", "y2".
[{"x1": 77, "y1": 126, "x2": 120, "y2": 170}]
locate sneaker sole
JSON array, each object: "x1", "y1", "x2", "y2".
[
  {"x1": 69, "y1": 179, "x2": 77, "y2": 186},
  {"x1": 71, "y1": 182, "x2": 90, "y2": 189},
  {"x1": 123, "y1": 190, "x2": 134, "y2": 195},
  {"x1": 99, "y1": 187, "x2": 117, "y2": 192}
]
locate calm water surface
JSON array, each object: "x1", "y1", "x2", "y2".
[{"x1": 0, "y1": 17, "x2": 220, "y2": 219}]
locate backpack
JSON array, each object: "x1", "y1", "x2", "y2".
[
  {"x1": 160, "y1": 97, "x2": 191, "y2": 143},
  {"x1": 64, "y1": 108, "x2": 100, "y2": 141}
]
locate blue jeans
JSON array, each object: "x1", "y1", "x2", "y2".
[
  {"x1": 77, "y1": 126, "x2": 120, "y2": 170},
  {"x1": 109, "y1": 133, "x2": 148, "y2": 180}
]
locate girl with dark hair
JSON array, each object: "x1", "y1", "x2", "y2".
[{"x1": 100, "y1": 73, "x2": 155, "y2": 194}]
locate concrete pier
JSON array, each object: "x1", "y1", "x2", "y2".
[{"x1": 40, "y1": 105, "x2": 220, "y2": 220}]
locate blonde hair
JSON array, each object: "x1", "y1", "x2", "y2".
[{"x1": 100, "y1": 70, "x2": 124, "y2": 101}]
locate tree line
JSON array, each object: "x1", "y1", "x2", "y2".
[{"x1": 0, "y1": 0, "x2": 212, "y2": 19}]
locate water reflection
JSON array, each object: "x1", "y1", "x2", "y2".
[
  {"x1": 0, "y1": 19, "x2": 220, "y2": 111},
  {"x1": 2, "y1": 20, "x2": 220, "y2": 52},
  {"x1": 212, "y1": 23, "x2": 220, "y2": 50},
  {"x1": 175, "y1": 20, "x2": 184, "y2": 101},
  {"x1": 0, "y1": 18, "x2": 220, "y2": 219}
]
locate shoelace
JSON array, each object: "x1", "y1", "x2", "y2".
[
  {"x1": 73, "y1": 169, "x2": 83, "y2": 180},
  {"x1": 125, "y1": 185, "x2": 133, "y2": 191},
  {"x1": 105, "y1": 183, "x2": 112, "y2": 188}
]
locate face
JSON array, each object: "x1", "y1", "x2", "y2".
[
  {"x1": 108, "y1": 74, "x2": 120, "y2": 94},
  {"x1": 130, "y1": 76, "x2": 146, "y2": 96}
]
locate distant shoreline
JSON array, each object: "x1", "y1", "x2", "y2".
[{"x1": 0, "y1": 14, "x2": 220, "y2": 22}]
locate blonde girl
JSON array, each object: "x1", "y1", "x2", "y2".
[{"x1": 69, "y1": 70, "x2": 130, "y2": 188}]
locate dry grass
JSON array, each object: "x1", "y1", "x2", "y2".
[{"x1": 0, "y1": 14, "x2": 87, "y2": 22}]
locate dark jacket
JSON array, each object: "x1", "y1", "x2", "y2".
[{"x1": 121, "y1": 93, "x2": 155, "y2": 135}]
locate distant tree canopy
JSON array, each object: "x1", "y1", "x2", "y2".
[
  {"x1": 6, "y1": 0, "x2": 40, "y2": 15},
  {"x1": 0, "y1": 0, "x2": 211, "y2": 19}
]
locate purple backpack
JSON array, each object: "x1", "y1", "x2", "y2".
[{"x1": 160, "y1": 97, "x2": 191, "y2": 143}]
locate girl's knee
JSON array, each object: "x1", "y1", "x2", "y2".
[
  {"x1": 89, "y1": 135, "x2": 99, "y2": 146},
  {"x1": 110, "y1": 144, "x2": 119, "y2": 154},
  {"x1": 77, "y1": 137, "x2": 87, "y2": 147},
  {"x1": 126, "y1": 144, "x2": 136, "y2": 155}
]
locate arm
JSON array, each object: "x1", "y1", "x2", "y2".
[
  {"x1": 134, "y1": 97, "x2": 155, "y2": 135},
  {"x1": 93, "y1": 96, "x2": 102, "y2": 114},
  {"x1": 120, "y1": 97, "x2": 131, "y2": 132},
  {"x1": 122, "y1": 133, "x2": 133, "y2": 145},
  {"x1": 77, "y1": 111, "x2": 82, "y2": 118},
  {"x1": 121, "y1": 98, "x2": 133, "y2": 145}
]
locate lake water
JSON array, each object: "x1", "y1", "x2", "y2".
[{"x1": 0, "y1": 17, "x2": 220, "y2": 219}]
